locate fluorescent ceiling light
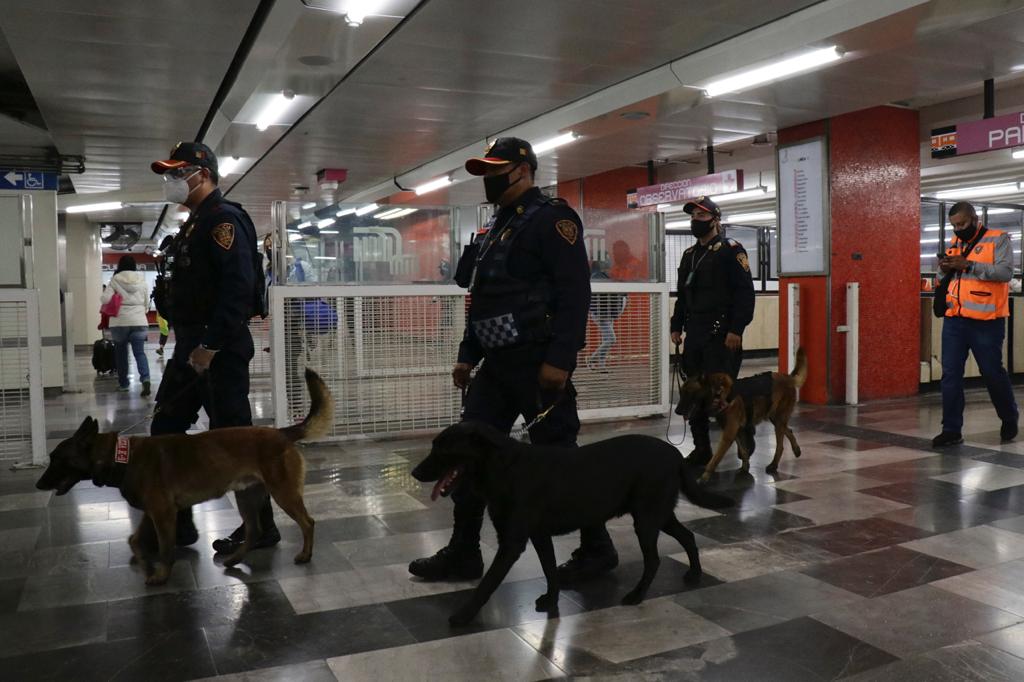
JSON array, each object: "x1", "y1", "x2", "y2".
[
  {"x1": 920, "y1": 238, "x2": 941, "y2": 244},
  {"x1": 414, "y1": 175, "x2": 452, "y2": 196},
  {"x1": 218, "y1": 157, "x2": 249, "y2": 176},
  {"x1": 533, "y1": 131, "x2": 579, "y2": 155},
  {"x1": 255, "y1": 90, "x2": 296, "y2": 131},
  {"x1": 724, "y1": 211, "x2": 776, "y2": 223},
  {"x1": 933, "y1": 183, "x2": 1021, "y2": 200},
  {"x1": 987, "y1": 207, "x2": 1016, "y2": 215},
  {"x1": 373, "y1": 208, "x2": 404, "y2": 219},
  {"x1": 656, "y1": 203, "x2": 673, "y2": 211},
  {"x1": 100, "y1": 242, "x2": 112, "y2": 248},
  {"x1": 288, "y1": 233, "x2": 303, "y2": 241},
  {"x1": 67, "y1": 201, "x2": 124, "y2": 214},
  {"x1": 713, "y1": 187, "x2": 772, "y2": 203},
  {"x1": 344, "y1": 0, "x2": 380, "y2": 26},
  {"x1": 314, "y1": 256, "x2": 335, "y2": 260},
  {"x1": 702, "y1": 46, "x2": 842, "y2": 97},
  {"x1": 923, "y1": 224, "x2": 940, "y2": 231},
  {"x1": 302, "y1": 202, "x2": 317, "y2": 210},
  {"x1": 297, "y1": 221, "x2": 312, "y2": 229},
  {"x1": 320, "y1": 229, "x2": 338, "y2": 234},
  {"x1": 355, "y1": 203, "x2": 379, "y2": 216},
  {"x1": 317, "y1": 218, "x2": 336, "y2": 228},
  {"x1": 336, "y1": 207, "x2": 357, "y2": 217},
  {"x1": 379, "y1": 208, "x2": 418, "y2": 220},
  {"x1": 173, "y1": 211, "x2": 189, "y2": 220},
  {"x1": 1012, "y1": 149, "x2": 1024, "y2": 159},
  {"x1": 665, "y1": 220, "x2": 689, "y2": 229}
]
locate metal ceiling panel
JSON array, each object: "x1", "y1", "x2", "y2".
[
  {"x1": 0, "y1": 0, "x2": 260, "y2": 194},
  {"x1": 229, "y1": 0, "x2": 823, "y2": 219}
]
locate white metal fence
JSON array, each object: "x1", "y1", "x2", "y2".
[
  {"x1": 270, "y1": 283, "x2": 670, "y2": 440},
  {"x1": 0, "y1": 290, "x2": 45, "y2": 465}
]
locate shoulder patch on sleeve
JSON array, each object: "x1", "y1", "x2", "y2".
[
  {"x1": 555, "y1": 219, "x2": 578, "y2": 245},
  {"x1": 736, "y1": 252, "x2": 750, "y2": 272},
  {"x1": 727, "y1": 238, "x2": 742, "y2": 248},
  {"x1": 212, "y1": 222, "x2": 235, "y2": 250}
]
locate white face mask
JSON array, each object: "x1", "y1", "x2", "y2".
[{"x1": 163, "y1": 170, "x2": 200, "y2": 205}]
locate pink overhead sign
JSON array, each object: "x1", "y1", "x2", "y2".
[
  {"x1": 955, "y1": 111, "x2": 1024, "y2": 156},
  {"x1": 628, "y1": 170, "x2": 742, "y2": 208}
]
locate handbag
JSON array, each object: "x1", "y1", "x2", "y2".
[{"x1": 100, "y1": 291, "x2": 123, "y2": 317}]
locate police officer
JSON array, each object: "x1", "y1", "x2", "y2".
[
  {"x1": 670, "y1": 196, "x2": 755, "y2": 465},
  {"x1": 409, "y1": 137, "x2": 618, "y2": 583},
  {"x1": 149, "y1": 142, "x2": 275, "y2": 552}
]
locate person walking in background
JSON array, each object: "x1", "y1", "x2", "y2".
[
  {"x1": 101, "y1": 255, "x2": 152, "y2": 395},
  {"x1": 155, "y1": 312, "x2": 171, "y2": 356},
  {"x1": 587, "y1": 261, "x2": 626, "y2": 372}
]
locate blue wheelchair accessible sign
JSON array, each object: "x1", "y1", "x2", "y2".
[{"x1": 0, "y1": 170, "x2": 58, "y2": 191}]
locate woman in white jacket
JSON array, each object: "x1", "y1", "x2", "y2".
[{"x1": 101, "y1": 255, "x2": 152, "y2": 395}]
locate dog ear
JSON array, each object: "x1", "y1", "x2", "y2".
[{"x1": 74, "y1": 417, "x2": 99, "y2": 438}]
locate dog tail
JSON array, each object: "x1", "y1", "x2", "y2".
[
  {"x1": 679, "y1": 461, "x2": 734, "y2": 509},
  {"x1": 279, "y1": 369, "x2": 334, "y2": 442},
  {"x1": 791, "y1": 347, "x2": 808, "y2": 388}
]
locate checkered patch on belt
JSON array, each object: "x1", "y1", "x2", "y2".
[{"x1": 472, "y1": 313, "x2": 520, "y2": 349}]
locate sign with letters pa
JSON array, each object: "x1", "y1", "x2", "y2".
[{"x1": 931, "y1": 110, "x2": 1024, "y2": 158}]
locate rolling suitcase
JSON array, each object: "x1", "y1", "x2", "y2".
[{"x1": 92, "y1": 339, "x2": 115, "y2": 375}]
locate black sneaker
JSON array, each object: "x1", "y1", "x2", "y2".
[
  {"x1": 408, "y1": 545, "x2": 483, "y2": 580},
  {"x1": 141, "y1": 380, "x2": 151, "y2": 397},
  {"x1": 931, "y1": 431, "x2": 964, "y2": 448},
  {"x1": 556, "y1": 548, "x2": 619, "y2": 584},
  {"x1": 211, "y1": 527, "x2": 281, "y2": 554},
  {"x1": 1002, "y1": 421, "x2": 1019, "y2": 443}
]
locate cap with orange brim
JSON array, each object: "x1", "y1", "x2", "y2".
[
  {"x1": 465, "y1": 136, "x2": 537, "y2": 176},
  {"x1": 151, "y1": 141, "x2": 218, "y2": 175}
]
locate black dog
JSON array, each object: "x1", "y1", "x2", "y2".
[{"x1": 411, "y1": 421, "x2": 734, "y2": 625}]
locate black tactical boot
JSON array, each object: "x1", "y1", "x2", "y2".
[
  {"x1": 686, "y1": 418, "x2": 713, "y2": 466},
  {"x1": 556, "y1": 547, "x2": 619, "y2": 584},
  {"x1": 408, "y1": 544, "x2": 484, "y2": 580},
  {"x1": 175, "y1": 508, "x2": 199, "y2": 547}
]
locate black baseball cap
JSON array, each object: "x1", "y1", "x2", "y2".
[
  {"x1": 465, "y1": 137, "x2": 538, "y2": 175},
  {"x1": 151, "y1": 141, "x2": 218, "y2": 175},
  {"x1": 683, "y1": 195, "x2": 721, "y2": 217}
]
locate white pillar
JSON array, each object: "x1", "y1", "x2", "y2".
[{"x1": 65, "y1": 213, "x2": 102, "y2": 347}]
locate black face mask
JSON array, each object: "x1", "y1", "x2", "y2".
[
  {"x1": 483, "y1": 169, "x2": 521, "y2": 204},
  {"x1": 690, "y1": 218, "x2": 715, "y2": 239},
  {"x1": 954, "y1": 221, "x2": 977, "y2": 242}
]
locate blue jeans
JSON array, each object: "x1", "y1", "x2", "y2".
[
  {"x1": 589, "y1": 316, "x2": 617, "y2": 367},
  {"x1": 110, "y1": 325, "x2": 150, "y2": 389},
  {"x1": 941, "y1": 316, "x2": 1018, "y2": 433}
]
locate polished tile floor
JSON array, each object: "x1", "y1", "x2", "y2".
[{"x1": 4, "y1": 343, "x2": 1024, "y2": 680}]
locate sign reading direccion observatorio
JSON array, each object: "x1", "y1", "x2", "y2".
[{"x1": 627, "y1": 170, "x2": 742, "y2": 208}]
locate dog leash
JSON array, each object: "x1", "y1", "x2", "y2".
[
  {"x1": 115, "y1": 374, "x2": 203, "y2": 434},
  {"x1": 510, "y1": 399, "x2": 560, "y2": 441},
  {"x1": 666, "y1": 343, "x2": 688, "y2": 447}
]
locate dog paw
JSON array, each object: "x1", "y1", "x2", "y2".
[
  {"x1": 448, "y1": 603, "x2": 478, "y2": 627},
  {"x1": 684, "y1": 568, "x2": 702, "y2": 586},
  {"x1": 294, "y1": 552, "x2": 312, "y2": 564},
  {"x1": 794, "y1": 449, "x2": 802, "y2": 458},
  {"x1": 765, "y1": 464, "x2": 778, "y2": 474},
  {"x1": 620, "y1": 589, "x2": 645, "y2": 606},
  {"x1": 145, "y1": 567, "x2": 170, "y2": 586}
]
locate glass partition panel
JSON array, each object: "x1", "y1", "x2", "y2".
[
  {"x1": 580, "y1": 208, "x2": 653, "y2": 281},
  {"x1": 284, "y1": 204, "x2": 454, "y2": 284},
  {"x1": 723, "y1": 224, "x2": 760, "y2": 279},
  {"x1": 985, "y1": 206, "x2": 1023, "y2": 275},
  {"x1": 920, "y1": 200, "x2": 943, "y2": 276}
]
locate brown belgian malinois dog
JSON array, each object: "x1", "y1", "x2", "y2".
[
  {"x1": 36, "y1": 369, "x2": 332, "y2": 585},
  {"x1": 677, "y1": 348, "x2": 807, "y2": 482}
]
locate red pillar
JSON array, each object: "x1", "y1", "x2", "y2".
[{"x1": 779, "y1": 106, "x2": 921, "y2": 403}]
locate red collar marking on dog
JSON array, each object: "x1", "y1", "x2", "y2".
[{"x1": 115, "y1": 436, "x2": 130, "y2": 464}]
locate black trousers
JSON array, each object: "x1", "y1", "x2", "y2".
[
  {"x1": 451, "y1": 346, "x2": 615, "y2": 554},
  {"x1": 682, "y1": 327, "x2": 743, "y2": 452},
  {"x1": 151, "y1": 327, "x2": 275, "y2": 533}
]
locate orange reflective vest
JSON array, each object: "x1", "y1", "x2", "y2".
[{"x1": 944, "y1": 227, "x2": 1009, "y2": 320}]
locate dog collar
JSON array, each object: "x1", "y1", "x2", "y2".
[{"x1": 115, "y1": 436, "x2": 131, "y2": 464}]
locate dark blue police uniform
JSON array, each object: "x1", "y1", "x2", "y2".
[
  {"x1": 449, "y1": 186, "x2": 616, "y2": 559},
  {"x1": 150, "y1": 183, "x2": 270, "y2": 544},
  {"x1": 671, "y1": 230, "x2": 755, "y2": 460}
]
